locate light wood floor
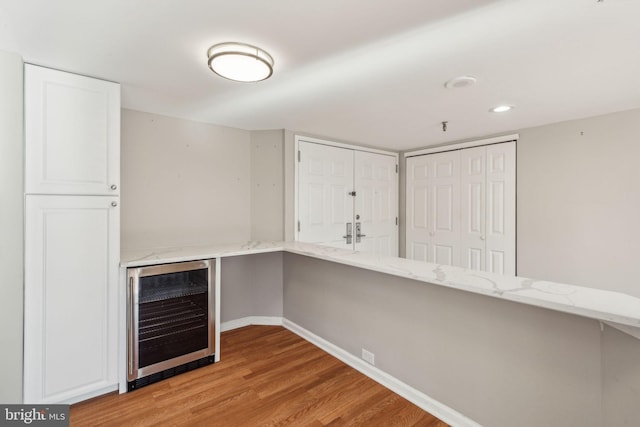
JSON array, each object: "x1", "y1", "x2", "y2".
[{"x1": 71, "y1": 325, "x2": 449, "y2": 426}]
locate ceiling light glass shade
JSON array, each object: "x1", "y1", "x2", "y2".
[{"x1": 207, "y1": 42, "x2": 274, "y2": 82}]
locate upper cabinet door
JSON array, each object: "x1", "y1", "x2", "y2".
[{"x1": 25, "y1": 64, "x2": 120, "y2": 195}]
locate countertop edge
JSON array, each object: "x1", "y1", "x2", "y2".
[{"x1": 120, "y1": 241, "x2": 640, "y2": 331}]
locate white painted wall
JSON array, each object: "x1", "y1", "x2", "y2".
[
  {"x1": 517, "y1": 108, "x2": 640, "y2": 297},
  {"x1": 120, "y1": 110, "x2": 252, "y2": 250},
  {"x1": 0, "y1": 49, "x2": 24, "y2": 403}
]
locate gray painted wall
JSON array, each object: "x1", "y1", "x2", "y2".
[
  {"x1": 121, "y1": 109, "x2": 252, "y2": 251},
  {"x1": 517, "y1": 108, "x2": 640, "y2": 297},
  {"x1": 0, "y1": 50, "x2": 24, "y2": 403},
  {"x1": 283, "y1": 253, "x2": 604, "y2": 427},
  {"x1": 602, "y1": 325, "x2": 640, "y2": 425},
  {"x1": 250, "y1": 130, "x2": 284, "y2": 241},
  {"x1": 220, "y1": 253, "x2": 283, "y2": 323}
]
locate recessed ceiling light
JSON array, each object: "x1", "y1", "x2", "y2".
[
  {"x1": 490, "y1": 105, "x2": 514, "y2": 113},
  {"x1": 444, "y1": 75, "x2": 477, "y2": 89},
  {"x1": 207, "y1": 42, "x2": 274, "y2": 82}
]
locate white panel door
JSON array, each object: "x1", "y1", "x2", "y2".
[
  {"x1": 460, "y1": 147, "x2": 486, "y2": 270},
  {"x1": 354, "y1": 151, "x2": 398, "y2": 256},
  {"x1": 25, "y1": 64, "x2": 120, "y2": 196},
  {"x1": 459, "y1": 142, "x2": 516, "y2": 274},
  {"x1": 485, "y1": 142, "x2": 516, "y2": 275},
  {"x1": 430, "y1": 152, "x2": 460, "y2": 266},
  {"x1": 405, "y1": 156, "x2": 431, "y2": 262},
  {"x1": 406, "y1": 151, "x2": 460, "y2": 265},
  {"x1": 297, "y1": 141, "x2": 354, "y2": 249},
  {"x1": 24, "y1": 195, "x2": 119, "y2": 403}
]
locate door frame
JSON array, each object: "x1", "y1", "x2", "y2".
[
  {"x1": 293, "y1": 135, "x2": 399, "y2": 247},
  {"x1": 403, "y1": 133, "x2": 519, "y2": 158}
]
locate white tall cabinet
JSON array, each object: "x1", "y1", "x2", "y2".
[
  {"x1": 23, "y1": 64, "x2": 120, "y2": 404},
  {"x1": 406, "y1": 141, "x2": 516, "y2": 275}
]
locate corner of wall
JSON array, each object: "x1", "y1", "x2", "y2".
[
  {"x1": 249, "y1": 130, "x2": 286, "y2": 241},
  {"x1": 601, "y1": 324, "x2": 640, "y2": 426}
]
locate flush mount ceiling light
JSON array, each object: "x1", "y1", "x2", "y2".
[
  {"x1": 444, "y1": 75, "x2": 477, "y2": 89},
  {"x1": 490, "y1": 105, "x2": 514, "y2": 113},
  {"x1": 207, "y1": 42, "x2": 274, "y2": 82}
]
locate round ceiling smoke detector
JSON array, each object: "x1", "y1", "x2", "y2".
[{"x1": 444, "y1": 75, "x2": 477, "y2": 89}]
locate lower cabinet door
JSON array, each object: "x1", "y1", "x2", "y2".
[{"x1": 24, "y1": 195, "x2": 119, "y2": 403}]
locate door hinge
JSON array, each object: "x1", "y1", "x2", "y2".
[
  {"x1": 298, "y1": 150, "x2": 301, "y2": 162},
  {"x1": 396, "y1": 164, "x2": 398, "y2": 173},
  {"x1": 297, "y1": 221, "x2": 301, "y2": 232},
  {"x1": 348, "y1": 191, "x2": 356, "y2": 197},
  {"x1": 396, "y1": 217, "x2": 398, "y2": 226}
]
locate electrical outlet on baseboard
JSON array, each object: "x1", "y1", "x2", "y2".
[{"x1": 362, "y1": 348, "x2": 375, "y2": 366}]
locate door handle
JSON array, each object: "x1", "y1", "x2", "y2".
[
  {"x1": 343, "y1": 222, "x2": 353, "y2": 244},
  {"x1": 355, "y1": 222, "x2": 367, "y2": 243},
  {"x1": 127, "y1": 276, "x2": 134, "y2": 377}
]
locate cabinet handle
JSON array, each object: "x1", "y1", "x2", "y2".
[
  {"x1": 111, "y1": 201, "x2": 118, "y2": 207},
  {"x1": 110, "y1": 184, "x2": 118, "y2": 190}
]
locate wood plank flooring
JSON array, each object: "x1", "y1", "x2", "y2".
[{"x1": 71, "y1": 326, "x2": 449, "y2": 426}]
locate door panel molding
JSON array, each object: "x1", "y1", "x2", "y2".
[
  {"x1": 295, "y1": 136, "x2": 399, "y2": 256},
  {"x1": 406, "y1": 141, "x2": 516, "y2": 275}
]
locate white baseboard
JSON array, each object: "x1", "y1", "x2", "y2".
[
  {"x1": 220, "y1": 317, "x2": 480, "y2": 426},
  {"x1": 220, "y1": 316, "x2": 283, "y2": 332},
  {"x1": 282, "y1": 319, "x2": 481, "y2": 427}
]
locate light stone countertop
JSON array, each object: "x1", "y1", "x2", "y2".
[{"x1": 121, "y1": 241, "x2": 640, "y2": 331}]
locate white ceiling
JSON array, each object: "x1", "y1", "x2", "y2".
[{"x1": 1, "y1": 0, "x2": 639, "y2": 151}]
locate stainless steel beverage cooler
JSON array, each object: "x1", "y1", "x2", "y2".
[{"x1": 127, "y1": 259, "x2": 215, "y2": 390}]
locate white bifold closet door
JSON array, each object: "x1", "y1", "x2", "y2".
[
  {"x1": 405, "y1": 151, "x2": 460, "y2": 265},
  {"x1": 406, "y1": 141, "x2": 515, "y2": 275},
  {"x1": 297, "y1": 140, "x2": 398, "y2": 256}
]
